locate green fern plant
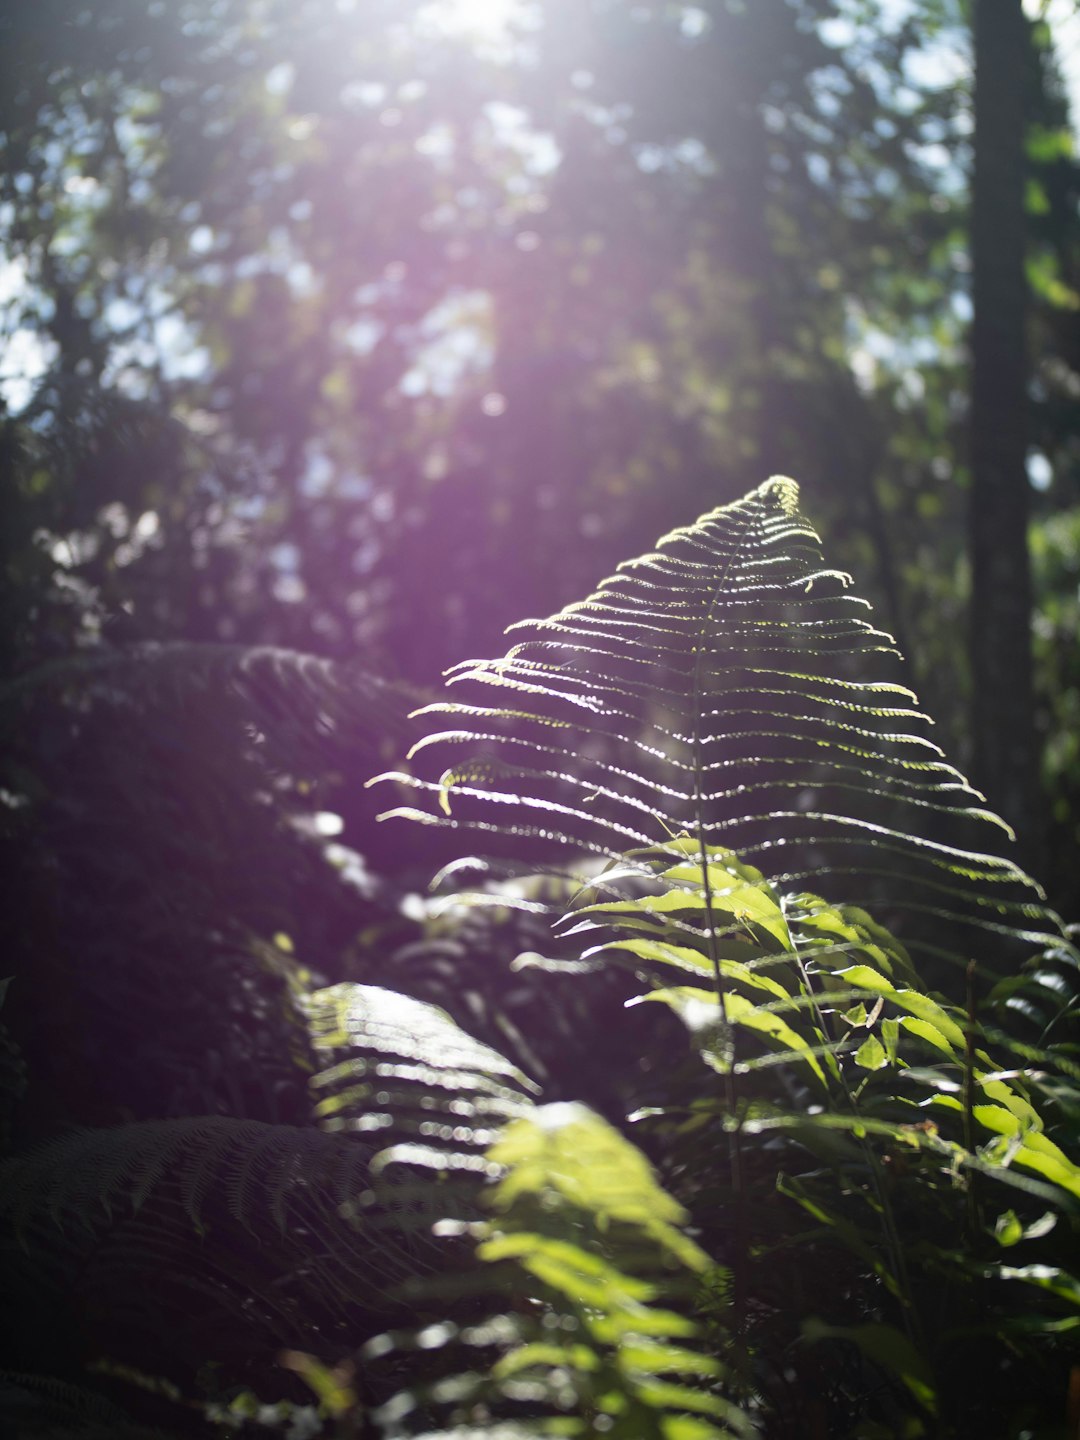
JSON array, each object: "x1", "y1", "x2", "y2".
[
  {"x1": 1, "y1": 971, "x2": 743, "y2": 1438},
  {"x1": 378, "y1": 476, "x2": 1063, "y2": 983},
  {"x1": 6, "y1": 479, "x2": 1078, "y2": 1438},
  {"x1": 574, "y1": 839, "x2": 1079, "y2": 1423},
  {"x1": 375, "y1": 477, "x2": 1080, "y2": 1436}
]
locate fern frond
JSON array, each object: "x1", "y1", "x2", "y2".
[
  {"x1": 367, "y1": 1103, "x2": 755, "y2": 1439},
  {"x1": 0, "y1": 1116, "x2": 369, "y2": 1237},
  {"x1": 574, "y1": 839, "x2": 1080, "y2": 1428},
  {"x1": 380, "y1": 478, "x2": 1062, "y2": 975},
  {"x1": 307, "y1": 981, "x2": 539, "y2": 1146},
  {"x1": 0, "y1": 983, "x2": 548, "y2": 1400},
  {"x1": 1, "y1": 641, "x2": 419, "y2": 770}
]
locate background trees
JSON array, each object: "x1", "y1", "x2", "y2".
[{"x1": 3, "y1": 2, "x2": 1076, "y2": 818}]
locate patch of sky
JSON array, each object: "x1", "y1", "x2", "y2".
[
  {"x1": 0, "y1": 254, "x2": 33, "y2": 311},
  {"x1": 265, "y1": 61, "x2": 295, "y2": 96},
  {"x1": 415, "y1": 122, "x2": 456, "y2": 162},
  {"x1": 344, "y1": 317, "x2": 384, "y2": 355},
  {"x1": 273, "y1": 573, "x2": 306, "y2": 604},
  {"x1": 846, "y1": 299, "x2": 954, "y2": 396},
  {"x1": 339, "y1": 80, "x2": 387, "y2": 110},
  {"x1": 679, "y1": 6, "x2": 710, "y2": 40},
  {"x1": 1025, "y1": 0, "x2": 1080, "y2": 138},
  {"x1": 483, "y1": 101, "x2": 560, "y2": 176},
  {"x1": 824, "y1": 0, "x2": 1079, "y2": 138},
  {"x1": 270, "y1": 541, "x2": 301, "y2": 572},
  {"x1": 103, "y1": 296, "x2": 143, "y2": 333},
  {"x1": 100, "y1": 297, "x2": 209, "y2": 395},
  {"x1": 412, "y1": 0, "x2": 537, "y2": 67},
  {"x1": 337, "y1": 473, "x2": 374, "y2": 501},
  {"x1": 810, "y1": 63, "x2": 854, "y2": 112},
  {"x1": 0, "y1": 326, "x2": 57, "y2": 414},
  {"x1": 1028, "y1": 450, "x2": 1053, "y2": 492},
  {"x1": 951, "y1": 291, "x2": 973, "y2": 324},
  {"x1": 806, "y1": 153, "x2": 830, "y2": 187},
  {"x1": 231, "y1": 225, "x2": 319, "y2": 298},
  {"x1": 636, "y1": 135, "x2": 713, "y2": 177},
  {"x1": 300, "y1": 450, "x2": 334, "y2": 497},
  {"x1": 399, "y1": 289, "x2": 494, "y2": 399},
  {"x1": 0, "y1": 255, "x2": 56, "y2": 413}
]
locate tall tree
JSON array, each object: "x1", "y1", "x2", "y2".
[{"x1": 970, "y1": 0, "x2": 1038, "y2": 853}]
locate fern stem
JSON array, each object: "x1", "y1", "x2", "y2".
[
  {"x1": 688, "y1": 566, "x2": 748, "y2": 1387},
  {"x1": 963, "y1": 958, "x2": 980, "y2": 1240}
]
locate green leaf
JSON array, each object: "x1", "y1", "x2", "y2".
[
  {"x1": 487, "y1": 1103, "x2": 711, "y2": 1272},
  {"x1": 638, "y1": 986, "x2": 828, "y2": 1085},
  {"x1": 982, "y1": 1263, "x2": 1080, "y2": 1308},
  {"x1": 993, "y1": 1210, "x2": 1023, "y2": 1247},
  {"x1": 854, "y1": 1034, "x2": 888, "y2": 1070}
]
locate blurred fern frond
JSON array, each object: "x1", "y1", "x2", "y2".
[
  {"x1": 0, "y1": 640, "x2": 421, "y2": 772},
  {"x1": 0, "y1": 1369, "x2": 174, "y2": 1440},
  {"x1": 0, "y1": 639, "x2": 426, "y2": 1129},
  {"x1": 0, "y1": 984, "x2": 538, "y2": 1398},
  {"x1": 367, "y1": 1102, "x2": 755, "y2": 1440}
]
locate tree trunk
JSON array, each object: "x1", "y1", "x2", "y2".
[{"x1": 970, "y1": 0, "x2": 1039, "y2": 861}]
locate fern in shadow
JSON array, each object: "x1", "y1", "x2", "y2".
[{"x1": 0, "y1": 980, "x2": 538, "y2": 1428}]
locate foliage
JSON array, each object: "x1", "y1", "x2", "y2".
[
  {"x1": 382, "y1": 476, "x2": 1062, "y2": 984},
  {"x1": 2, "y1": 1, "x2": 1080, "y2": 1432},
  {"x1": 0, "y1": 639, "x2": 421, "y2": 1131},
  {"x1": 376, "y1": 476, "x2": 1080, "y2": 1434},
  {"x1": 3, "y1": 479, "x2": 1079, "y2": 1439}
]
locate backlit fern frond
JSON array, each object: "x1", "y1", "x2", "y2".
[
  {"x1": 379, "y1": 478, "x2": 1064, "y2": 978},
  {"x1": 562, "y1": 839, "x2": 1080, "y2": 1428},
  {"x1": 373, "y1": 478, "x2": 1080, "y2": 1432},
  {"x1": 307, "y1": 981, "x2": 539, "y2": 1155}
]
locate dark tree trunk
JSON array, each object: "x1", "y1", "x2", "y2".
[{"x1": 970, "y1": 0, "x2": 1039, "y2": 862}]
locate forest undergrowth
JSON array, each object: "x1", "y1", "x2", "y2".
[{"x1": 2, "y1": 479, "x2": 1078, "y2": 1440}]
